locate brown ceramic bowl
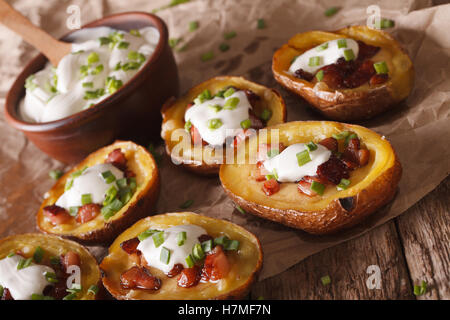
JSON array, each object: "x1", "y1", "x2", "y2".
[{"x1": 4, "y1": 12, "x2": 179, "y2": 164}]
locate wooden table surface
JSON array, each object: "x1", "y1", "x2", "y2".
[{"x1": 250, "y1": 176, "x2": 449, "y2": 300}]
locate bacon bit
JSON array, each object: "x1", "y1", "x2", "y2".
[
  {"x1": 177, "y1": 266, "x2": 202, "y2": 288},
  {"x1": 61, "y1": 251, "x2": 81, "y2": 270},
  {"x1": 43, "y1": 205, "x2": 72, "y2": 225},
  {"x1": 317, "y1": 156, "x2": 350, "y2": 185},
  {"x1": 125, "y1": 169, "x2": 136, "y2": 178},
  {"x1": 343, "y1": 138, "x2": 361, "y2": 165},
  {"x1": 320, "y1": 64, "x2": 345, "y2": 89},
  {"x1": 343, "y1": 59, "x2": 376, "y2": 88},
  {"x1": 190, "y1": 124, "x2": 207, "y2": 146},
  {"x1": 370, "y1": 73, "x2": 389, "y2": 86},
  {"x1": 106, "y1": 148, "x2": 127, "y2": 171},
  {"x1": 244, "y1": 89, "x2": 261, "y2": 108},
  {"x1": 356, "y1": 40, "x2": 380, "y2": 60},
  {"x1": 120, "y1": 266, "x2": 161, "y2": 290},
  {"x1": 201, "y1": 245, "x2": 230, "y2": 282},
  {"x1": 319, "y1": 137, "x2": 338, "y2": 152},
  {"x1": 167, "y1": 264, "x2": 184, "y2": 278},
  {"x1": 358, "y1": 149, "x2": 370, "y2": 166},
  {"x1": 120, "y1": 237, "x2": 140, "y2": 255},
  {"x1": 76, "y1": 203, "x2": 101, "y2": 224},
  {"x1": 252, "y1": 162, "x2": 270, "y2": 182},
  {"x1": 249, "y1": 109, "x2": 265, "y2": 130},
  {"x1": 43, "y1": 276, "x2": 68, "y2": 300},
  {"x1": 198, "y1": 234, "x2": 213, "y2": 243},
  {"x1": 342, "y1": 159, "x2": 359, "y2": 170},
  {"x1": 262, "y1": 178, "x2": 280, "y2": 196},
  {"x1": 294, "y1": 68, "x2": 314, "y2": 81},
  {"x1": 1, "y1": 288, "x2": 13, "y2": 300}
]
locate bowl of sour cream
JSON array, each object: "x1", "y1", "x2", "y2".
[{"x1": 4, "y1": 12, "x2": 179, "y2": 163}]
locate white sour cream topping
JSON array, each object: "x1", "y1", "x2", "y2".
[
  {"x1": 184, "y1": 90, "x2": 252, "y2": 146},
  {"x1": 137, "y1": 224, "x2": 207, "y2": 274},
  {"x1": 56, "y1": 163, "x2": 124, "y2": 209},
  {"x1": 0, "y1": 255, "x2": 54, "y2": 300},
  {"x1": 19, "y1": 26, "x2": 160, "y2": 123},
  {"x1": 289, "y1": 38, "x2": 359, "y2": 74},
  {"x1": 263, "y1": 143, "x2": 331, "y2": 182}
]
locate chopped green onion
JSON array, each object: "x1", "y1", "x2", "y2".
[
  {"x1": 201, "y1": 239, "x2": 213, "y2": 253},
  {"x1": 375, "y1": 18, "x2": 395, "y2": 29},
  {"x1": 101, "y1": 198, "x2": 123, "y2": 219},
  {"x1": 185, "y1": 254, "x2": 195, "y2": 268},
  {"x1": 106, "y1": 76, "x2": 123, "y2": 94},
  {"x1": 308, "y1": 56, "x2": 321, "y2": 67},
  {"x1": 337, "y1": 178, "x2": 351, "y2": 191},
  {"x1": 169, "y1": 38, "x2": 182, "y2": 48},
  {"x1": 311, "y1": 181, "x2": 325, "y2": 196},
  {"x1": 321, "y1": 275, "x2": 331, "y2": 285},
  {"x1": 332, "y1": 131, "x2": 350, "y2": 140},
  {"x1": 82, "y1": 82, "x2": 94, "y2": 88},
  {"x1": 265, "y1": 173, "x2": 276, "y2": 181},
  {"x1": 177, "y1": 231, "x2": 187, "y2": 246},
  {"x1": 138, "y1": 229, "x2": 158, "y2": 242},
  {"x1": 207, "y1": 118, "x2": 223, "y2": 130},
  {"x1": 223, "y1": 31, "x2": 237, "y2": 40},
  {"x1": 122, "y1": 61, "x2": 141, "y2": 71},
  {"x1": 373, "y1": 61, "x2": 389, "y2": 74},
  {"x1": 33, "y1": 246, "x2": 44, "y2": 263},
  {"x1": 214, "y1": 236, "x2": 229, "y2": 246},
  {"x1": 87, "y1": 284, "x2": 99, "y2": 295},
  {"x1": 324, "y1": 7, "x2": 340, "y2": 17},
  {"x1": 189, "y1": 21, "x2": 199, "y2": 31},
  {"x1": 192, "y1": 243, "x2": 205, "y2": 260},
  {"x1": 296, "y1": 150, "x2": 311, "y2": 166},
  {"x1": 119, "y1": 187, "x2": 133, "y2": 204},
  {"x1": 116, "y1": 178, "x2": 127, "y2": 189},
  {"x1": 87, "y1": 52, "x2": 99, "y2": 65},
  {"x1": 209, "y1": 104, "x2": 222, "y2": 113},
  {"x1": 316, "y1": 70, "x2": 324, "y2": 81},
  {"x1": 343, "y1": 49, "x2": 355, "y2": 61},
  {"x1": 184, "y1": 119, "x2": 192, "y2": 132},
  {"x1": 235, "y1": 205, "x2": 246, "y2": 215},
  {"x1": 128, "y1": 177, "x2": 137, "y2": 192},
  {"x1": 69, "y1": 206, "x2": 79, "y2": 217},
  {"x1": 224, "y1": 239, "x2": 240, "y2": 251},
  {"x1": 257, "y1": 19, "x2": 266, "y2": 30},
  {"x1": 152, "y1": 231, "x2": 165, "y2": 248},
  {"x1": 129, "y1": 29, "x2": 141, "y2": 37},
  {"x1": 84, "y1": 88, "x2": 105, "y2": 100},
  {"x1": 45, "y1": 272, "x2": 59, "y2": 283},
  {"x1": 337, "y1": 39, "x2": 347, "y2": 49},
  {"x1": 219, "y1": 43, "x2": 230, "y2": 52},
  {"x1": 306, "y1": 141, "x2": 318, "y2": 152},
  {"x1": 31, "y1": 293, "x2": 55, "y2": 300},
  {"x1": 195, "y1": 89, "x2": 212, "y2": 104},
  {"x1": 223, "y1": 87, "x2": 235, "y2": 98},
  {"x1": 224, "y1": 97, "x2": 240, "y2": 110},
  {"x1": 7, "y1": 252, "x2": 15, "y2": 258},
  {"x1": 117, "y1": 41, "x2": 130, "y2": 49},
  {"x1": 79, "y1": 65, "x2": 89, "y2": 78},
  {"x1": 260, "y1": 108, "x2": 272, "y2": 121},
  {"x1": 175, "y1": 44, "x2": 188, "y2": 52},
  {"x1": 65, "y1": 179, "x2": 74, "y2": 191},
  {"x1": 103, "y1": 185, "x2": 118, "y2": 206},
  {"x1": 413, "y1": 280, "x2": 427, "y2": 296},
  {"x1": 240, "y1": 119, "x2": 252, "y2": 130},
  {"x1": 17, "y1": 257, "x2": 33, "y2": 270},
  {"x1": 50, "y1": 256, "x2": 60, "y2": 265},
  {"x1": 128, "y1": 51, "x2": 146, "y2": 63},
  {"x1": 101, "y1": 170, "x2": 116, "y2": 184},
  {"x1": 160, "y1": 247, "x2": 171, "y2": 264},
  {"x1": 201, "y1": 51, "x2": 214, "y2": 62},
  {"x1": 344, "y1": 133, "x2": 358, "y2": 146},
  {"x1": 317, "y1": 43, "x2": 328, "y2": 51},
  {"x1": 267, "y1": 148, "x2": 279, "y2": 158},
  {"x1": 91, "y1": 64, "x2": 104, "y2": 75},
  {"x1": 49, "y1": 169, "x2": 63, "y2": 180},
  {"x1": 81, "y1": 193, "x2": 92, "y2": 205},
  {"x1": 99, "y1": 37, "x2": 111, "y2": 46},
  {"x1": 179, "y1": 199, "x2": 194, "y2": 209},
  {"x1": 272, "y1": 169, "x2": 279, "y2": 180},
  {"x1": 0, "y1": 285, "x2": 4, "y2": 297},
  {"x1": 63, "y1": 292, "x2": 77, "y2": 300}
]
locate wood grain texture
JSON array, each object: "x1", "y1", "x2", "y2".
[
  {"x1": 396, "y1": 176, "x2": 450, "y2": 300},
  {"x1": 251, "y1": 221, "x2": 414, "y2": 299}
]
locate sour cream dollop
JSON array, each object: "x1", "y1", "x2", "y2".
[
  {"x1": 0, "y1": 255, "x2": 54, "y2": 300},
  {"x1": 55, "y1": 163, "x2": 124, "y2": 209},
  {"x1": 137, "y1": 224, "x2": 207, "y2": 274},
  {"x1": 263, "y1": 143, "x2": 331, "y2": 182},
  {"x1": 184, "y1": 90, "x2": 252, "y2": 146},
  {"x1": 19, "y1": 26, "x2": 160, "y2": 123},
  {"x1": 289, "y1": 38, "x2": 359, "y2": 74}
]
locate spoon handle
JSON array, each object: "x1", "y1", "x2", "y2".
[{"x1": 0, "y1": 0, "x2": 71, "y2": 66}]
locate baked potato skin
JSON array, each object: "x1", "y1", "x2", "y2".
[
  {"x1": 36, "y1": 141, "x2": 160, "y2": 245},
  {"x1": 272, "y1": 26, "x2": 414, "y2": 121},
  {"x1": 0, "y1": 233, "x2": 103, "y2": 300},
  {"x1": 161, "y1": 76, "x2": 287, "y2": 176},
  {"x1": 219, "y1": 121, "x2": 403, "y2": 235},
  {"x1": 100, "y1": 212, "x2": 263, "y2": 300}
]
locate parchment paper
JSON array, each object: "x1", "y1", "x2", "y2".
[{"x1": 0, "y1": 0, "x2": 448, "y2": 281}]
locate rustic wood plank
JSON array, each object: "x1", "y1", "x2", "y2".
[
  {"x1": 395, "y1": 176, "x2": 450, "y2": 300},
  {"x1": 251, "y1": 221, "x2": 414, "y2": 299}
]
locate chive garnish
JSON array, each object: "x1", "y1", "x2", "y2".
[
  {"x1": 101, "y1": 198, "x2": 123, "y2": 219},
  {"x1": 49, "y1": 169, "x2": 63, "y2": 180},
  {"x1": 138, "y1": 229, "x2": 158, "y2": 242},
  {"x1": 235, "y1": 205, "x2": 246, "y2": 215},
  {"x1": 117, "y1": 178, "x2": 127, "y2": 189},
  {"x1": 308, "y1": 56, "x2": 321, "y2": 67},
  {"x1": 375, "y1": 18, "x2": 395, "y2": 29},
  {"x1": 177, "y1": 231, "x2": 187, "y2": 246},
  {"x1": 344, "y1": 133, "x2": 358, "y2": 146},
  {"x1": 207, "y1": 118, "x2": 223, "y2": 130},
  {"x1": 296, "y1": 150, "x2": 311, "y2": 166},
  {"x1": 101, "y1": 170, "x2": 116, "y2": 184},
  {"x1": 7, "y1": 252, "x2": 15, "y2": 258},
  {"x1": 337, "y1": 39, "x2": 347, "y2": 49},
  {"x1": 224, "y1": 239, "x2": 240, "y2": 251},
  {"x1": 122, "y1": 61, "x2": 141, "y2": 71},
  {"x1": 267, "y1": 148, "x2": 279, "y2": 158},
  {"x1": 180, "y1": 199, "x2": 194, "y2": 209},
  {"x1": 223, "y1": 87, "x2": 235, "y2": 98},
  {"x1": 33, "y1": 246, "x2": 44, "y2": 263},
  {"x1": 169, "y1": 38, "x2": 182, "y2": 48},
  {"x1": 332, "y1": 131, "x2": 350, "y2": 140},
  {"x1": 201, "y1": 239, "x2": 213, "y2": 253},
  {"x1": 201, "y1": 51, "x2": 214, "y2": 62},
  {"x1": 69, "y1": 206, "x2": 79, "y2": 217},
  {"x1": 25, "y1": 75, "x2": 37, "y2": 91},
  {"x1": 65, "y1": 179, "x2": 74, "y2": 191},
  {"x1": 50, "y1": 256, "x2": 60, "y2": 265},
  {"x1": 240, "y1": 119, "x2": 252, "y2": 130},
  {"x1": 99, "y1": 37, "x2": 111, "y2": 46},
  {"x1": 260, "y1": 108, "x2": 272, "y2": 122},
  {"x1": 152, "y1": 231, "x2": 165, "y2": 248},
  {"x1": 184, "y1": 119, "x2": 192, "y2": 133},
  {"x1": 17, "y1": 258, "x2": 32, "y2": 270},
  {"x1": 103, "y1": 185, "x2": 118, "y2": 206},
  {"x1": 343, "y1": 49, "x2": 355, "y2": 61},
  {"x1": 219, "y1": 43, "x2": 230, "y2": 52},
  {"x1": 316, "y1": 70, "x2": 324, "y2": 81},
  {"x1": 160, "y1": 247, "x2": 171, "y2": 264},
  {"x1": 317, "y1": 43, "x2": 328, "y2": 51},
  {"x1": 214, "y1": 236, "x2": 228, "y2": 246},
  {"x1": 45, "y1": 272, "x2": 59, "y2": 283},
  {"x1": 82, "y1": 82, "x2": 94, "y2": 88},
  {"x1": 223, "y1": 31, "x2": 237, "y2": 40},
  {"x1": 0, "y1": 285, "x2": 4, "y2": 297},
  {"x1": 117, "y1": 41, "x2": 130, "y2": 49},
  {"x1": 337, "y1": 178, "x2": 351, "y2": 191},
  {"x1": 257, "y1": 18, "x2": 266, "y2": 29},
  {"x1": 224, "y1": 97, "x2": 239, "y2": 110},
  {"x1": 321, "y1": 275, "x2": 331, "y2": 285},
  {"x1": 192, "y1": 243, "x2": 205, "y2": 261},
  {"x1": 311, "y1": 181, "x2": 325, "y2": 196},
  {"x1": 31, "y1": 293, "x2": 55, "y2": 300},
  {"x1": 209, "y1": 104, "x2": 222, "y2": 113},
  {"x1": 324, "y1": 7, "x2": 340, "y2": 17},
  {"x1": 413, "y1": 280, "x2": 427, "y2": 296},
  {"x1": 87, "y1": 284, "x2": 99, "y2": 295},
  {"x1": 91, "y1": 64, "x2": 104, "y2": 75},
  {"x1": 87, "y1": 52, "x2": 99, "y2": 65},
  {"x1": 81, "y1": 193, "x2": 92, "y2": 205},
  {"x1": 185, "y1": 254, "x2": 195, "y2": 268},
  {"x1": 63, "y1": 292, "x2": 77, "y2": 300},
  {"x1": 306, "y1": 141, "x2": 318, "y2": 152},
  {"x1": 373, "y1": 61, "x2": 389, "y2": 74},
  {"x1": 130, "y1": 29, "x2": 141, "y2": 37},
  {"x1": 189, "y1": 21, "x2": 199, "y2": 32}
]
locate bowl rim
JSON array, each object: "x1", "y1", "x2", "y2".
[{"x1": 4, "y1": 11, "x2": 169, "y2": 133}]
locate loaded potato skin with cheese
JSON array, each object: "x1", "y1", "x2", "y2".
[{"x1": 272, "y1": 26, "x2": 414, "y2": 121}]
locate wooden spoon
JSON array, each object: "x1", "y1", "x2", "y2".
[{"x1": 0, "y1": 0, "x2": 72, "y2": 66}]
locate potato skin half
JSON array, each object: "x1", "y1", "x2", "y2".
[
  {"x1": 272, "y1": 26, "x2": 414, "y2": 121},
  {"x1": 0, "y1": 233, "x2": 103, "y2": 300},
  {"x1": 100, "y1": 212, "x2": 263, "y2": 300},
  {"x1": 219, "y1": 121, "x2": 403, "y2": 235},
  {"x1": 161, "y1": 76, "x2": 287, "y2": 176},
  {"x1": 36, "y1": 141, "x2": 160, "y2": 245}
]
